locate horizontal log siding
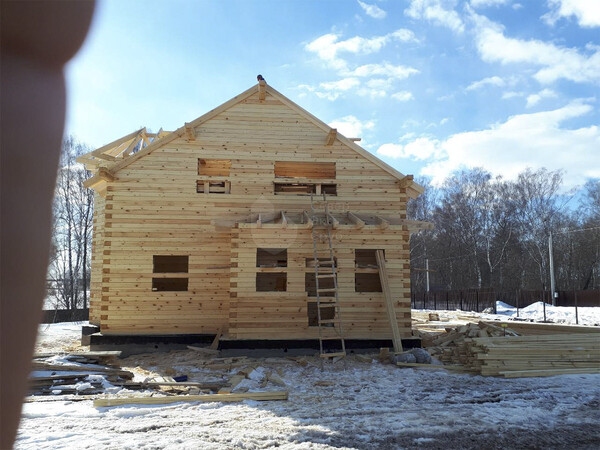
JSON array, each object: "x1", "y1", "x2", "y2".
[{"x1": 92, "y1": 91, "x2": 411, "y2": 336}]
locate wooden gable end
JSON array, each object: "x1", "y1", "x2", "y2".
[{"x1": 112, "y1": 88, "x2": 416, "y2": 216}]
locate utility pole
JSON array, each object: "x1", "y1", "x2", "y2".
[
  {"x1": 549, "y1": 231, "x2": 556, "y2": 306},
  {"x1": 425, "y1": 258, "x2": 430, "y2": 293}
]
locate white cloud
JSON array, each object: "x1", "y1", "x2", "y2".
[
  {"x1": 329, "y1": 115, "x2": 375, "y2": 138},
  {"x1": 544, "y1": 0, "x2": 600, "y2": 28},
  {"x1": 320, "y1": 78, "x2": 360, "y2": 91},
  {"x1": 357, "y1": 0, "x2": 387, "y2": 19},
  {"x1": 349, "y1": 62, "x2": 420, "y2": 79},
  {"x1": 405, "y1": 0, "x2": 465, "y2": 33},
  {"x1": 306, "y1": 29, "x2": 417, "y2": 71},
  {"x1": 378, "y1": 137, "x2": 441, "y2": 160},
  {"x1": 366, "y1": 78, "x2": 393, "y2": 89},
  {"x1": 526, "y1": 88, "x2": 557, "y2": 107},
  {"x1": 391, "y1": 91, "x2": 415, "y2": 101},
  {"x1": 382, "y1": 100, "x2": 600, "y2": 186},
  {"x1": 473, "y1": 13, "x2": 600, "y2": 84},
  {"x1": 466, "y1": 75, "x2": 506, "y2": 90},
  {"x1": 470, "y1": 0, "x2": 510, "y2": 7},
  {"x1": 502, "y1": 91, "x2": 525, "y2": 99}
]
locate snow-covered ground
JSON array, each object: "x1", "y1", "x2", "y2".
[
  {"x1": 414, "y1": 301, "x2": 600, "y2": 327},
  {"x1": 16, "y1": 317, "x2": 600, "y2": 449},
  {"x1": 495, "y1": 301, "x2": 600, "y2": 326}
]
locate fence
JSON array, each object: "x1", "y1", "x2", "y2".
[
  {"x1": 41, "y1": 309, "x2": 89, "y2": 324},
  {"x1": 411, "y1": 289, "x2": 600, "y2": 313}
]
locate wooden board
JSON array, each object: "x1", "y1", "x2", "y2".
[{"x1": 94, "y1": 391, "x2": 288, "y2": 407}]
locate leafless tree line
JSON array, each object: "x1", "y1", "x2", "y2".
[
  {"x1": 409, "y1": 168, "x2": 600, "y2": 294},
  {"x1": 46, "y1": 137, "x2": 93, "y2": 310}
]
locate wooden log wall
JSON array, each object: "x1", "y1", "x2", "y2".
[
  {"x1": 92, "y1": 90, "x2": 413, "y2": 337},
  {"x1": 230, "y1": 226, "x2": 411, "y2": 339},
  {"x1": 89, "y1": 192, "x2": 105, "y2": 326}
]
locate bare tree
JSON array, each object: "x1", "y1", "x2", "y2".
[{"x1": 47, "y1": 137, "x2": 93, "y2": 310}]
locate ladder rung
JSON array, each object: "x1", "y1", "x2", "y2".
[
  {"x1": 316, "y1": 261, "x2": 335, "y2": 266},
  {"x1": 319, "y1": 319, "x2": 341, "y2": 324},
  {"x1": 320, "y1": 352, "x2": 346, "y2": 358},
  {"x1": 319, "y1": 336, "x2": 344, "y2": 340},
  {"x1": 317, "y1": 274, "x2": 335, "y2": 278},
  {"x1": 317, "y1": 301, "x2": 338, "y2": 306},
  {"x1": 317, "y1": 288, "x2": 337, "y2": 293}
]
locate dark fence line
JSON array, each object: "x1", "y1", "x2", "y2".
[
  {"x1": 41, "y1": 309, "x2": 89, "y2": 324},
  {"x1": 411, "y1": 289, "x2": 600, "y2": 312}
]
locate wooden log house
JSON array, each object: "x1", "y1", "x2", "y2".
[{"x1": 78, "y1": 78, "x2": 431, "y2": 350}]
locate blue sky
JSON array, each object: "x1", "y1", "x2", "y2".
[{"x1": 66, "y1": 0, "x2": 599, "y2": 188}]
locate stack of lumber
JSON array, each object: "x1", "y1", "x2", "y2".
[
  {"x1": 491, "y1": 321, "x2": 600, "y2": 336},
  {"x1": 426, "y1": 321, "x2": 519, "y2": 366},
  {"x1": 425, "y1": 323, "x2": 600, "y2": 378},
  {"x1": 465, "y1": 333, "x2": 600, "y2": 377}
]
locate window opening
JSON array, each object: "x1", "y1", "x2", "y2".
[
  {"x1": 153, "y1": 255, "x2": 189, "y2": 273},
  {"x1": 152, "y1": 278, "x2": 188, "y2": 292},
  {"x1": 197, "y1": 180, "x2": 231, "y2": 194},
  {"x1": 355, "y1": 249, "x2": 383, "y2": 269},
  {"x1": 152, "y1": 255, "x2": 189, "y2": 291},
  {"x1": 256, "y1": 273, "x2": 287, "y2": 292},
  {"x1": 256, "y1": 249, "x2": 287, "y2": 268}
]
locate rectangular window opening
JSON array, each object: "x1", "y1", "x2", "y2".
[
  {"x1": 305, "y1": 273, "x2": 335, "y2": 297},
  {"x1": 355, "y1": 249, "x2": 383, "y2": 269},
  {"x1": 321, "y1": 184, "x2": 337, "y2": 195},
  {"x1": 274, "y1": 162, "x2": 336, "y2": 179},
  {"x1": 153, "y1": 255, "x2": 189, "y2": 273},
  {"x1": 198, "y1": 159, "x2": 231, "y2": 176},
  {"x1": 256, "y1": 273, "x2": 287, "y2": 292},
  {"x1": 355, "y1": 273, "x2": 382, "y2": 292},
  {"x1": 152, "y1": 278, "x2": 188, "y2": 292},
  {"x1": 274, "y1": 183, "x2": 316, "y2": 195},
  {"x1": 307, "y1": 302, "x2": 335, "y2": 327},
  {"x1": 196, "y1": 180, "x2": 231, "y2": 194},
  {"x1": 256, "y1": 248, "x2": 287, "y2": 268}
]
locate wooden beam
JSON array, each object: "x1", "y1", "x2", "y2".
[
  {"x1": 326, "y1": 128, "x2": 337, "y2": 146},
  {"x1": 258, "y1": 79, "x2": 266, "y2": 101},
  {"x1": 94, "y1": 391, "x2": 288, "y2": 407},
  {"x1": 98, "y1": 168, "x2": 115, "y2": 182},
  {"x1": 184, "y1": 123, "x2": 195, "y2": 141},
  {"x1": 89, "y1": 128, "x2": 143, "y2": 158},
  {"x1": 376, "y1": 250, "x2": 403, "y2": 354},
  {"x1": 92, "y1": 153, "x2": 117, "y2": 161},
  {"x1": 399, "y1": 174, "x2": 414, "y2": 188},
  {"x1": 347, "y1": 212, "x2": 365, "y2": 229},
  {"x1": 375, "y1": 215, "x2": 390, "y2": 230}
]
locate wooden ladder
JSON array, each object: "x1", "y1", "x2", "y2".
[{"x1": 310, "y1": 193, "x2": 346, "y2": 359}]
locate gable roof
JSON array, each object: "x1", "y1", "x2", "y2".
[{"x1": 80, "y1": 81, "x2": 424, "y2": 196}]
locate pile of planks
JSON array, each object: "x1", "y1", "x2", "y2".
[
  {"x1": 424, "y1": 322, "x2": 600, "y2": 377},
  {"x1": 426, "y1": 321, "x2": 519, "y2": 366},
  {"x1": 30, "y1": 351, "x2": 133, "y2": 395},
  {"x1": 465, "y1": 333, "x2": 600, "y2": 378}
]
